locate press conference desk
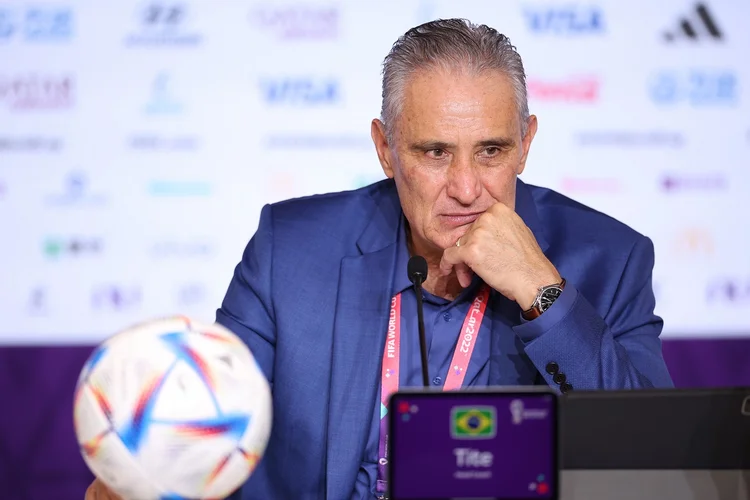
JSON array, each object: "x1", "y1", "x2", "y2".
[
  {"x1": 558, "y1": 388, "x2": 750, "y2": 500},
  {"x1": 561, "y1": 470, "x2": 750, "y2": 499}
]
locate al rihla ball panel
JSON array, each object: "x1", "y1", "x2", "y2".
[{"x1": 73, "y1": 316, "x2": 272, "y2": 500}]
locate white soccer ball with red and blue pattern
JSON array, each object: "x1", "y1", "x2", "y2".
[{"x1": 73, "y1": 316, "x2": 272, "y2": 500}]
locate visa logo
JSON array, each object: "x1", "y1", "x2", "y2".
[
  {"x1": 524, "y1": 7, "x2": 604, "y2": 34},
  {"x1": 260, "y1": 78, "x2": 340, "y2": 105}
]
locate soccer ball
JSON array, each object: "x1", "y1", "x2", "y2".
[{"x1": 73, "y1": 316, "x2": 272, "y2": 500}]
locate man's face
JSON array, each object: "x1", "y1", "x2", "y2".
[{"x1": 372, "y1": 67, "x2": 537, "y2": 255}]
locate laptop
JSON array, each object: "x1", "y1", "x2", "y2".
[
  {"x1": 560, "y1": 387, "x2": 750, "y2": 500},
  {"x1": 387, "y1": 387, "x2": 750, "y2": 500}
]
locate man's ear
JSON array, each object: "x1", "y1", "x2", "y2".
[
  {"x1": 517, "y1": 115, "x2": 538, "y2": 175},
  {"x1": 371, "y1": 119, "x2": 395, "y2": 178}
]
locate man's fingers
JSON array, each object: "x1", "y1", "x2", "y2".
[
  {"x1": 85, "y1": 479, "x2": 122, "y2": 500},
  {"x1": 439, "y1": 246, "x2": 460, "y2": 276},
  {"x1": 439, "y1": 246, "x2": 474, "y2": 287},
  {"x1": 84, "y1": 481, "x2": 95, "y2": 500},
  {"x1": 455, "y1": 263, "x2": 473, "y2": 288}
]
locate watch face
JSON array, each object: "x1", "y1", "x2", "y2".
[{"x1": 539, "y1": 286, "x2": 563, "y2": 312}]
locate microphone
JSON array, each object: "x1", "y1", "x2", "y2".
[{"x1": 407, "y1": 256, "x2": 430, "y2": 388}]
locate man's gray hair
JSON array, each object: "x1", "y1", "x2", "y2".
[{"x1": 380, "y1": 18, "x2": 529, "y2": 142}]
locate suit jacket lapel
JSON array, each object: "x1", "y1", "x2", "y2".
[
  {"x1": 515, "y1": 178, "x2": 549, "y2": 253},
  {"x1": 326, "y1": 182, "x2": 400, "y2": 499},
  {"x1": 324, "y1": 179, "x2": 546, "y2": 496}
]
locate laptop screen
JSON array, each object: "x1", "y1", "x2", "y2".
[{"x1": 388, "y1": 390, "x2": 558, "y2": 499}]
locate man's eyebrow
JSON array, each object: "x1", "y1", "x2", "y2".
[
  {"x1": 409, "y1": 138, "x2": 516, "y2": 152},
  {"x1": 476, "y1": 137, "x2": 515, "y2": 149},
  {"x1": 409, "y1": 140, "x2": 453, "y2": 151}
]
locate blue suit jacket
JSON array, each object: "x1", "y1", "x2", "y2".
[{"x1": 216, "y1": 178, "x2": 673, "y2": 500}]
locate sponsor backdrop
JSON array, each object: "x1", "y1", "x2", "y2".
[{"x1": 0, "y1": 0, "x2": 749, "y2": 497}]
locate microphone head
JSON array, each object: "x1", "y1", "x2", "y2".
[{"x1": 407, "y1": 255, "x2": 428, "y2": 285}]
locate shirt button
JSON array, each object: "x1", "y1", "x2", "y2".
[
  {"x1": 442, "y1": 312, "x2": 452, "y2": 322},
  {"x1": 432, "y1": 376, "x2": 442, "y2": 385}
]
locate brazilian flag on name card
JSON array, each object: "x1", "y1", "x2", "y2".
[{"x1": 450, "y1": 406, "x2": 496, "y2": 439}]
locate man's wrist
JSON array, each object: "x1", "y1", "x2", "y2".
[{"x1": 517, "y1": 272, "x2": 563, "y2": 312}]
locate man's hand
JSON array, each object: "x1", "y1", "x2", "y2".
[
  {"x1": 439, "y1": 202, "x2": 561, "y2": 310},
  {"x1": 85, "y1": 478, "x2": 121, "y2": 500}
]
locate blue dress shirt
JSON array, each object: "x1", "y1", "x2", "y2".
[{"x1": 353, "y1": 218, "x2": 493, "y2": 498}]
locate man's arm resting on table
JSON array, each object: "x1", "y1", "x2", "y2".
[{"x1": 515, "y1": 236, "x2": 674, "y2": 391}]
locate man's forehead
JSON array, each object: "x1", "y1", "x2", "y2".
[
  {"x1": 398, "y1": 68, "x2": 520, "y2": 139},
  {"x1": 403, "y1": 66, "x2": 515, "y2": 95}
]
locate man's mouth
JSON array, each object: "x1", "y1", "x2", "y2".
[{"x1": 439, "y1": 212, "x2": 483, "y2": 227}]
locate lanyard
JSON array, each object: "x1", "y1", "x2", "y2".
[{"x1": 376, "y1": 284, "x2": 491, "y2": 495}]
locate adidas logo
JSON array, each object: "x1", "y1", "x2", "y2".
[{"x1": 663, "y1": 3, "x2": 723, "y2": 42}]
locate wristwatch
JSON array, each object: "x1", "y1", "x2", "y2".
[{"x1": 521, "y1": 278, "x2": 566, "y2": 320}]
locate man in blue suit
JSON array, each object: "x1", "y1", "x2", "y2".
[
  {"x1": 216, "y1": 18, "x2": 673, "y2": 500},
  {"x1": 86, "y1": 17, "x2": 672, "y2": 500}
]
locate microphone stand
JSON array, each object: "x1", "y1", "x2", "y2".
[{"x1": 413, "y1": 279, "x2": 430, "y2": 388}]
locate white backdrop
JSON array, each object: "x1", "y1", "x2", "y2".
[{"x1": 0, "y1": 0, "x2": 748, "y2": 344}]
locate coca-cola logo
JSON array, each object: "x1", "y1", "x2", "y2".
[{"x1": 527, "y1": 76, "x2": 600, "y2": 102}]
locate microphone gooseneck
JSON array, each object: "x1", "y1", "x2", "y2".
[{"x1": 407, "y1": 256, "x2": 430, "y2": 388}]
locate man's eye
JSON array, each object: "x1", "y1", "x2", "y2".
[
  {"x1": 483, "y1": 147, "x2": 500, "y2": 156},
  {"x1": 427, "y1": 149, "x2": 446, "y2": 158}
]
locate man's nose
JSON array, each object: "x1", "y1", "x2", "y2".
[{"x1": 445, "y1": 155, "x2": 482, "y2": 205}]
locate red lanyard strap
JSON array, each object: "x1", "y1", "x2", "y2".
[{"x1": 376, "y1": 285, "x2": 491, "y2": 495}]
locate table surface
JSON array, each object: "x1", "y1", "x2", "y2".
[{"x1": 561, "y1": 470, "x2": 750, "y2": 500}]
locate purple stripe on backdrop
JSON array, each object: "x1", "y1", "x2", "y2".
[{"x1": 1, "y1": 339, "x2": 749, "y2": 500}]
